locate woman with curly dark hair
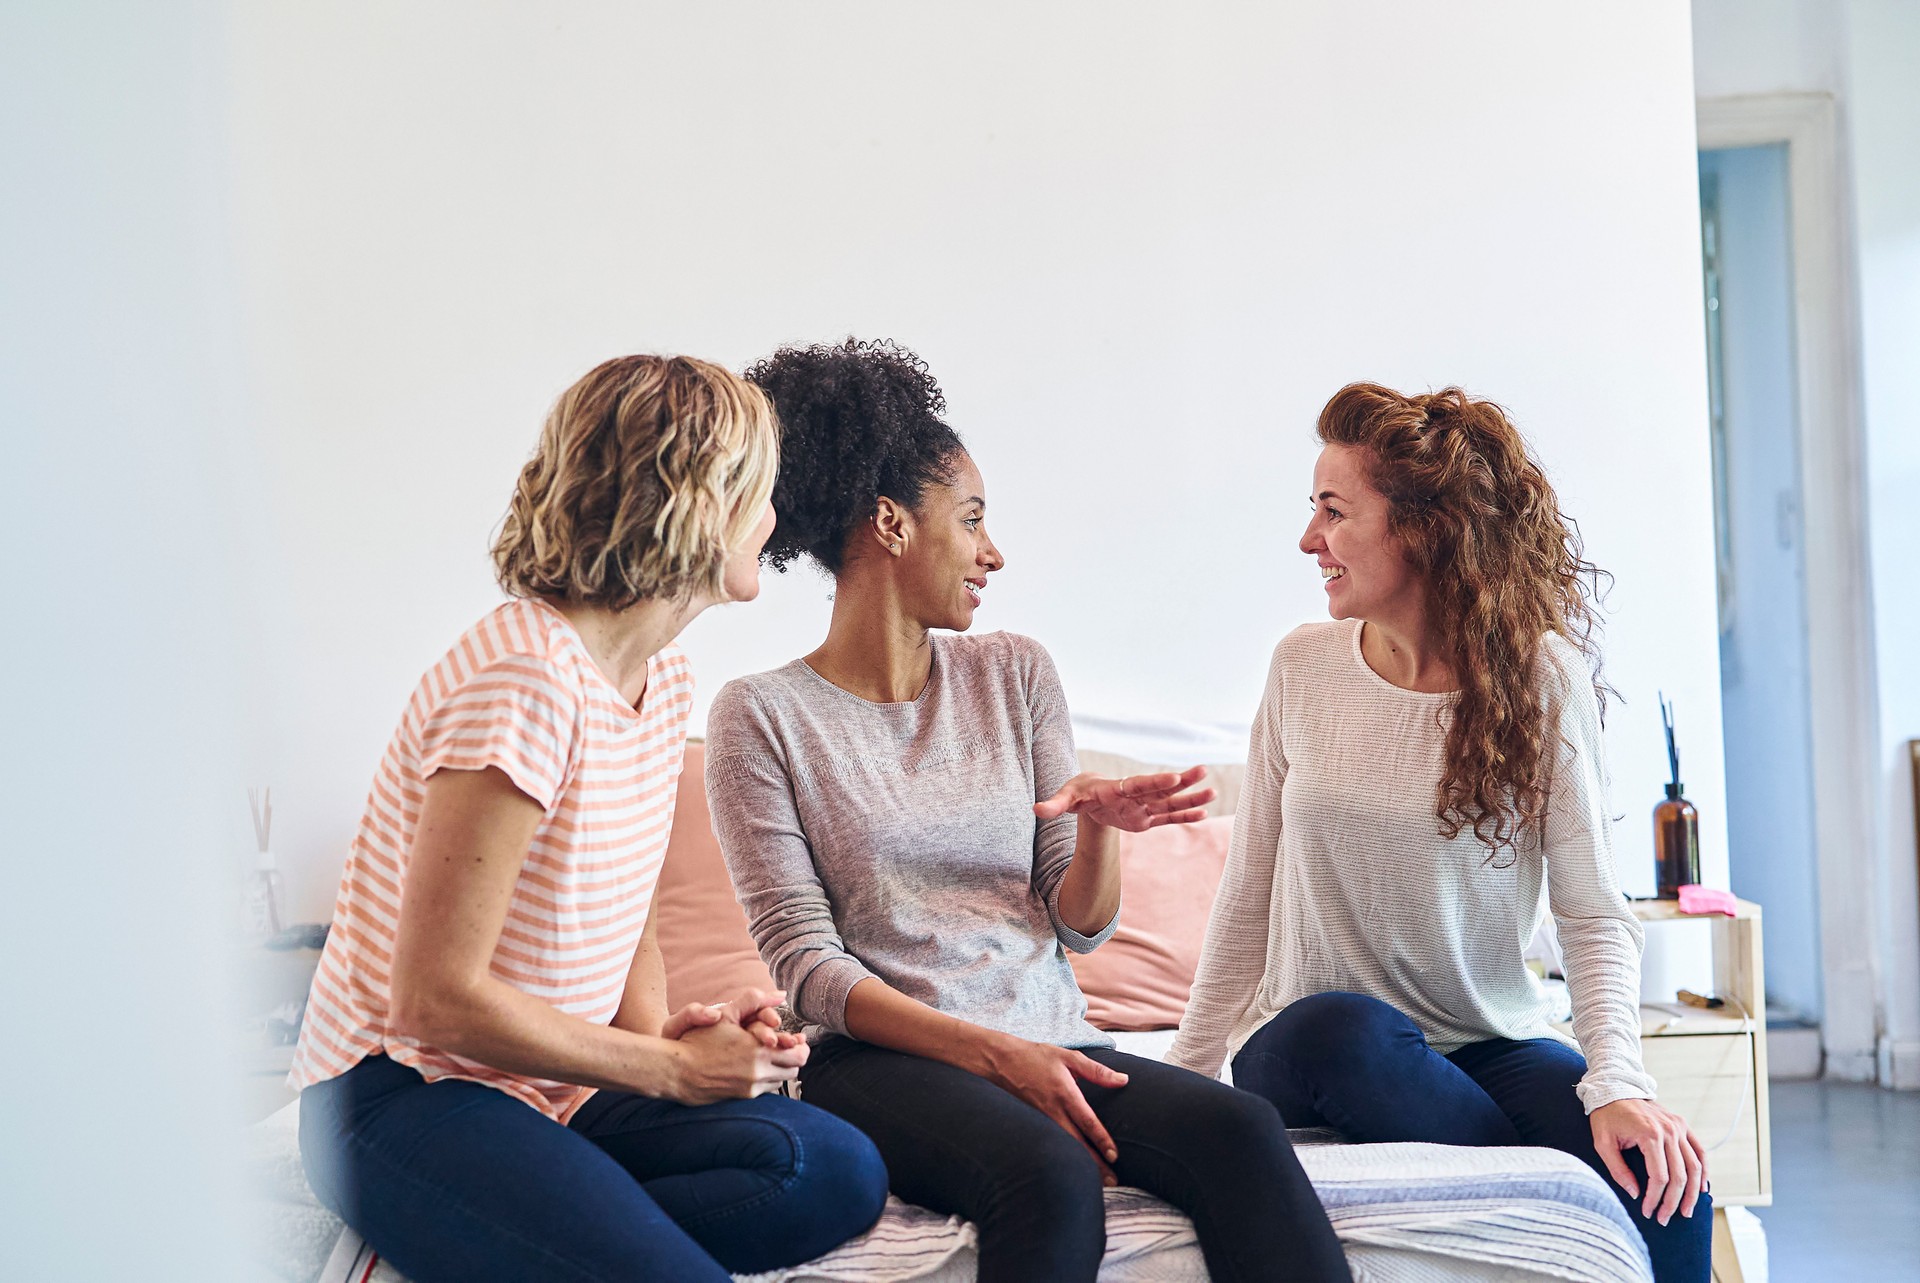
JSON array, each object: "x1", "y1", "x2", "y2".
[
  {"x1": 1167, "y1": 383, "x2": 1711, "y2": 1281},
  {"x1": 704, "y1": 339, "x2": 1351, "y2": 1283}
]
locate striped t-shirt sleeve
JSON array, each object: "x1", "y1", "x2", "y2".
[{"x1": 417, "y1": 653, "x2": 582, "y2": 810}]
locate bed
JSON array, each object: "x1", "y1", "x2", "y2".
[
  {"x1": 249, "y1": 725, "x2": 1653, "y2": 1283},
  {"x1": 248, "y1": 1051, "x2": 1651, "y2": 1283}
]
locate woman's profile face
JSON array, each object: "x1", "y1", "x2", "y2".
[
  {"x1": 898, "y1": 452, "x2": 1003, "y2": 632},
  {"x1": 1299, "y1": 444, "x2": 1419, "y2": 622},
  {"x1": 720, "y1": 498, "x2": 778, "y2": 603}
]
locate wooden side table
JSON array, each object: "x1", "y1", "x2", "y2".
[{"x1": 1630, "y1": 898, "x2": 1770, "y2": 1283}]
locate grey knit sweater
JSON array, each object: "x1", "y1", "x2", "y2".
[{"x1": 705, "y1": 632, "x2": 1116, "y2": 1050}]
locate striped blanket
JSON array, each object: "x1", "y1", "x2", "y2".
[{"x1": 253, "y1": 1104, "x2": 1650, "y2": 1283}]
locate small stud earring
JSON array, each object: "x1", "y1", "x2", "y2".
[{"x1": 891, "y1": 542, "x2": 901, "y2": 554}]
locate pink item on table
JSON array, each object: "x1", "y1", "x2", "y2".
[{"x1": 1677, "y1": 884, "x2": 1738, "y2": 917}]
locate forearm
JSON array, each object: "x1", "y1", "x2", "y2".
[
  {"x1": 1167, "y1": 875, "x2": 1271, "y2": 1076},
  {"x1": 397, "y1": 972, "x2": 687, "y2": 1099},
  {"x1": 1053, "y1": 817, "x2": 1121, "y2": 938},
  {"x1": 610, "y1": 929, "x2": 671, "y2": 1038},
  {"x1": 841, "y1": 976, "x2": 1015, "y2": 1079}
]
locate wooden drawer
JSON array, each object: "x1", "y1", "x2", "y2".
[{"x1": 1640, "y1": 1031, "x2": 1765, "y2": 1203}]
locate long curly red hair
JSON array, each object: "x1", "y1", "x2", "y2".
[{"x1": 1317, "y1": 383, "x2": 1611, "y2": 858}]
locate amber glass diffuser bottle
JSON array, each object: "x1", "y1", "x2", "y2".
[{"x1": 1654, "y1": 693, "x2": 1700, "y2": 898}]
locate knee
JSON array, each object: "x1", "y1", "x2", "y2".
[
  {"x1": 1191, "y1": 1081, "x2": 1289, "y2": 1149},
  {"x1": 1181, "y1": 1085, "x2": 1311, "y2": 1181},
  {"x1": 781, "y1": 1109, "x2": 890, "y2": 1251},
  {"x1": 1257, "y1": 991, "x2": 1421, "y2": 1068},
  {"x1": 815, "y1": 1119, "x2": 891, "y2": 1230}
]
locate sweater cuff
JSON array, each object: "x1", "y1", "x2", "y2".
[
  {"x1": 793, "y1": 954, "x2": 880, "y2": 1037},
  {"x1": 1048, "y1": 883, "x2": 1119, "y2": 954},
  {"x1": 1164, "y1": 1032, "x2": 1228, "y2": 1082},
  {"x1": 1575, "y1": 1063, "x2": 1661, "y2": 1114}
]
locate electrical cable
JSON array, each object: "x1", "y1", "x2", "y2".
[{"x1": 1699, "y1": 992, "x2": 1755, "y2": 1154}]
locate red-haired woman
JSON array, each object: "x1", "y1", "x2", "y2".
[{"x1": 1167, "y1": 384, "x2": 1710, "y2": 1281}]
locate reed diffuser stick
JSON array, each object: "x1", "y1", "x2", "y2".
[
  {"x1": 245, "y1": 785, "x2": 282, "y2": 936},
  {"x1": 1659, "y1": 692, "x2": 1681, "y2": 790},
  {"x1": 247, "y1": 785, "x2": 274, "y2": 852}
]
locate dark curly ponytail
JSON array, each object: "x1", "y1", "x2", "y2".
[{"x1": 744, "y1": 338, "x2": 965, "y2": 574}]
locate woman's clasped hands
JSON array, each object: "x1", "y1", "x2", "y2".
[{"x1": 662, "y1": 987, "x2": 809, "y2": 1105}]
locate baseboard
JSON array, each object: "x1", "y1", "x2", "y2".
[
  {"x1": 1876, "y1": 1037, "x2": 1920, "y2": 1090},
  {"x1": 1766, "y1": 1024, "x2": 1822, "y2": 1080},
  {"x1": 1825, "y1": 1048, "x2": 1879, "y2": 1082}
]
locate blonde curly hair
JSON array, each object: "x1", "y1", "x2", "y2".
[{"x1": 493, "y1": 355, "x2": 778, "y2": 608}]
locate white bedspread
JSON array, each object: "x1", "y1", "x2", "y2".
[{"x1": 252, "y1": 1094, "x2": 1650, "y2": 1283}]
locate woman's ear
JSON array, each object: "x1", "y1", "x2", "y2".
[{"x1": 871, "y1": 496, "x2": 908, "y2": 557}]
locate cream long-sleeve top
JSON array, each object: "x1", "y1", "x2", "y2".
[{"x1": 1165, "y1": 620, "x2": 1657, "y2": 1113}]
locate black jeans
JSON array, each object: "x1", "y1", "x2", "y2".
[
  {"x1": 1233, "y1": 992, "x2": 1711, "y2": 1283},
  {"x1": 800, "y1": 1038, "x2": 1352, "y2": 1283}
]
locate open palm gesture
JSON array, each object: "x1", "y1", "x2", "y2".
[{"x1": 1033, "y1": 766, "x2": 1215, "y2": 832}]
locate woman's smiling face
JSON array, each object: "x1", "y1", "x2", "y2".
[
  {"x1": 897, "y1": 451, "x2": 1003, "y2": 632},
  {"x1": 1298, "y1": 443, "x2": 1420, "y2": 622}
]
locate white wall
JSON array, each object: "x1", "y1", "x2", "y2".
[
  {"x1": 224, "y1": 1, "x2": 1726, "y2": 927},
  {"x1": 1694, "y1": 0, "x2": 1920, "y2": 1085},
  {"x1": 1691, "y1": 0, "x2": 1849, "y2": 99},
  {"x1": 1847, "y1": 2, "x2": 1920, "y2": 1086},
  {"x1": 1, "y1": 1, "x2": 250, "y2": 1275}
]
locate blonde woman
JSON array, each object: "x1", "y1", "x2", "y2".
[{"x1": 289, "y1": 356, "x2": 887, "y2": 1283}]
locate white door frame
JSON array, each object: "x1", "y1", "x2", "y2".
[{"x1": 1696, "y1": 92, "x2": 1883, "y2": 1081}]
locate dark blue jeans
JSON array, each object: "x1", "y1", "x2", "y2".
[
  {"x1": 1232, "y1": 992, "x2": 1710, "y2": 1283},
  {"x1": 299, "y1": 1055, "x2": 888, "y2": 1283}
]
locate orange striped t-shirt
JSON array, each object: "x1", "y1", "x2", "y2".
[{"x1": 288, "y1": 598, "x2": 694, "y2": 1121}]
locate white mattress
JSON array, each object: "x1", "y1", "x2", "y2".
[{"x1": 253, "y1": 1036, "x2": 1651, "y2": 1283}]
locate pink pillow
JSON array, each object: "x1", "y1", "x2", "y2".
[
  {"x1": 653, "y1": 741, "x2": 777, "y2": 1011},
  {"x1": 1067, "y1": 816, "x2": 1233, "y2": 1031}
]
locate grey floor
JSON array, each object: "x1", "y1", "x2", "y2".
[{"x1": 1756, "y1": 1080, "x2": 1920, "y2": 1278}]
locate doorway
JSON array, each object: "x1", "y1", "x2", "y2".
[
  {"x1": 1695, "y1": 92, "x2": 1881, "y2": 1083},
  {"x1": 1699, "y1": 144, "x2": 1823, "y2": 1074}
]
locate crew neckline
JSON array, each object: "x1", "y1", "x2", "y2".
[
  {"x1": 527, "y1": 597, "x2": 653, "y2": 720},
  {"x1": 1348, "y1": 619, "x2": 1457, "y2": 701},
  {"x1": 794, "y1": 635, "x2": 942, "y2": 710}
]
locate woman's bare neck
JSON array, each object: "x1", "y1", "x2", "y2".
[
  {"x1": 805, "y1": 572, "x2": 934, "y2": 703},
  {"x1": 1357, "y1": 611, "x2": 1457, "y2": 694},
  {"x1": 549, "y1": 595, "x2": 702, "y2": 707}
]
